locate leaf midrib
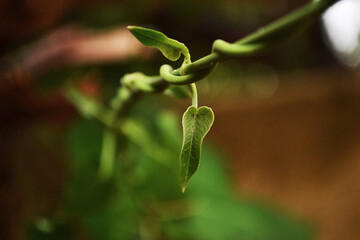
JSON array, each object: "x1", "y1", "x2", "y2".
[
  {"x1": 185, "y1": 111, "x2": 197, "y2": 182},
  {"x1": 136, "y1": 30, "x2": 182, "y2": 51}
]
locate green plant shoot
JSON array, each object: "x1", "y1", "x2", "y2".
[{"x1": 68, "y1": 0, "x2": 336, "y2": 191}]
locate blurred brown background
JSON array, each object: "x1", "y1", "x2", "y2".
[{"x1": 206, "y1": 68, "x2": 360, "y2": 240}]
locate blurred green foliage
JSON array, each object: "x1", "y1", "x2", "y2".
[{"x1": 26, "y1": 103, "x2": 312, "y2": 239}]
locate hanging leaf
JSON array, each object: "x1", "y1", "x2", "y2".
[
  {"x1": 128, "y1": 26, "x2": 191, "y2": 63},
  {"x1": 180, "y1": 106, "x2": 214, "y2": 192}
]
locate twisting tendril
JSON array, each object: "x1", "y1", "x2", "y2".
[{"x1": 146, "y1": 0, "x2": 336, "y2": 88}]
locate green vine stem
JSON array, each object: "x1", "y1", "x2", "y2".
[
  {"x1": 98, "y1": 127, "x2": 117, "y2": 181},
  {"x1": 182, "y1": 0, "x2": 334, "y2": 75},
  {"x1": 153, "y1": 0, "x2": 336, "y2": 86},
  {"x1": 159, "y1": 64, "x2": 216, "y2": 85},
  {"x1": 189, "y1": 83, "x2": 198, "y2": 108}
]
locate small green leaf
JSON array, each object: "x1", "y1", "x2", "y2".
[
  {"x1": 128, "y1": 26, "x2": 191, "y2": 63},
  {"x1": 180, "y1": 106, "x2": 214, "y2": 192}
]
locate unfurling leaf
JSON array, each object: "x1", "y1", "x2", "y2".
[
  {"x1": 127, "y1": 26, "x2": 191, "y2": 63},
  {"x1": 180, "y1": 106, "x2": 214, "y2": 192}
]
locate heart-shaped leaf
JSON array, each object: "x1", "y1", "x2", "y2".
[
  {"x1": 180, "y1": 106, "x2": 214, "y2": 192},
  {"x1": 128, "y1": 26, "x2": 191, "y2": 63}
]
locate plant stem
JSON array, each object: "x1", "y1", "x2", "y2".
[
  {"x1": 179, "y1": 53, "x2": 221, "y2": 76},
  {"x1": 236, "y1": 0, "x2": 335, "y2": 45},
  {"x1": 151, "y1": 0, "x2": 336, "y2": 86},
  {"x1": 98, "y1": 127, "x2": 117, "y2": 181},
  {"x1": 189, "y1": 83, "x2": 198, "y2": 108}
]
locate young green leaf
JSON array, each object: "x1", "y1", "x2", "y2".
[
  {"x1": 180, "y1": 106, "x2": 214, "y2": 192},
  {"x1": 128, "y1": 26, "x2": 191, "y2": 63}
]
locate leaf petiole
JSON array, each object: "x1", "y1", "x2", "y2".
[{"x1": 189, "y1": 83, "x2": 198, "y2": 108}]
